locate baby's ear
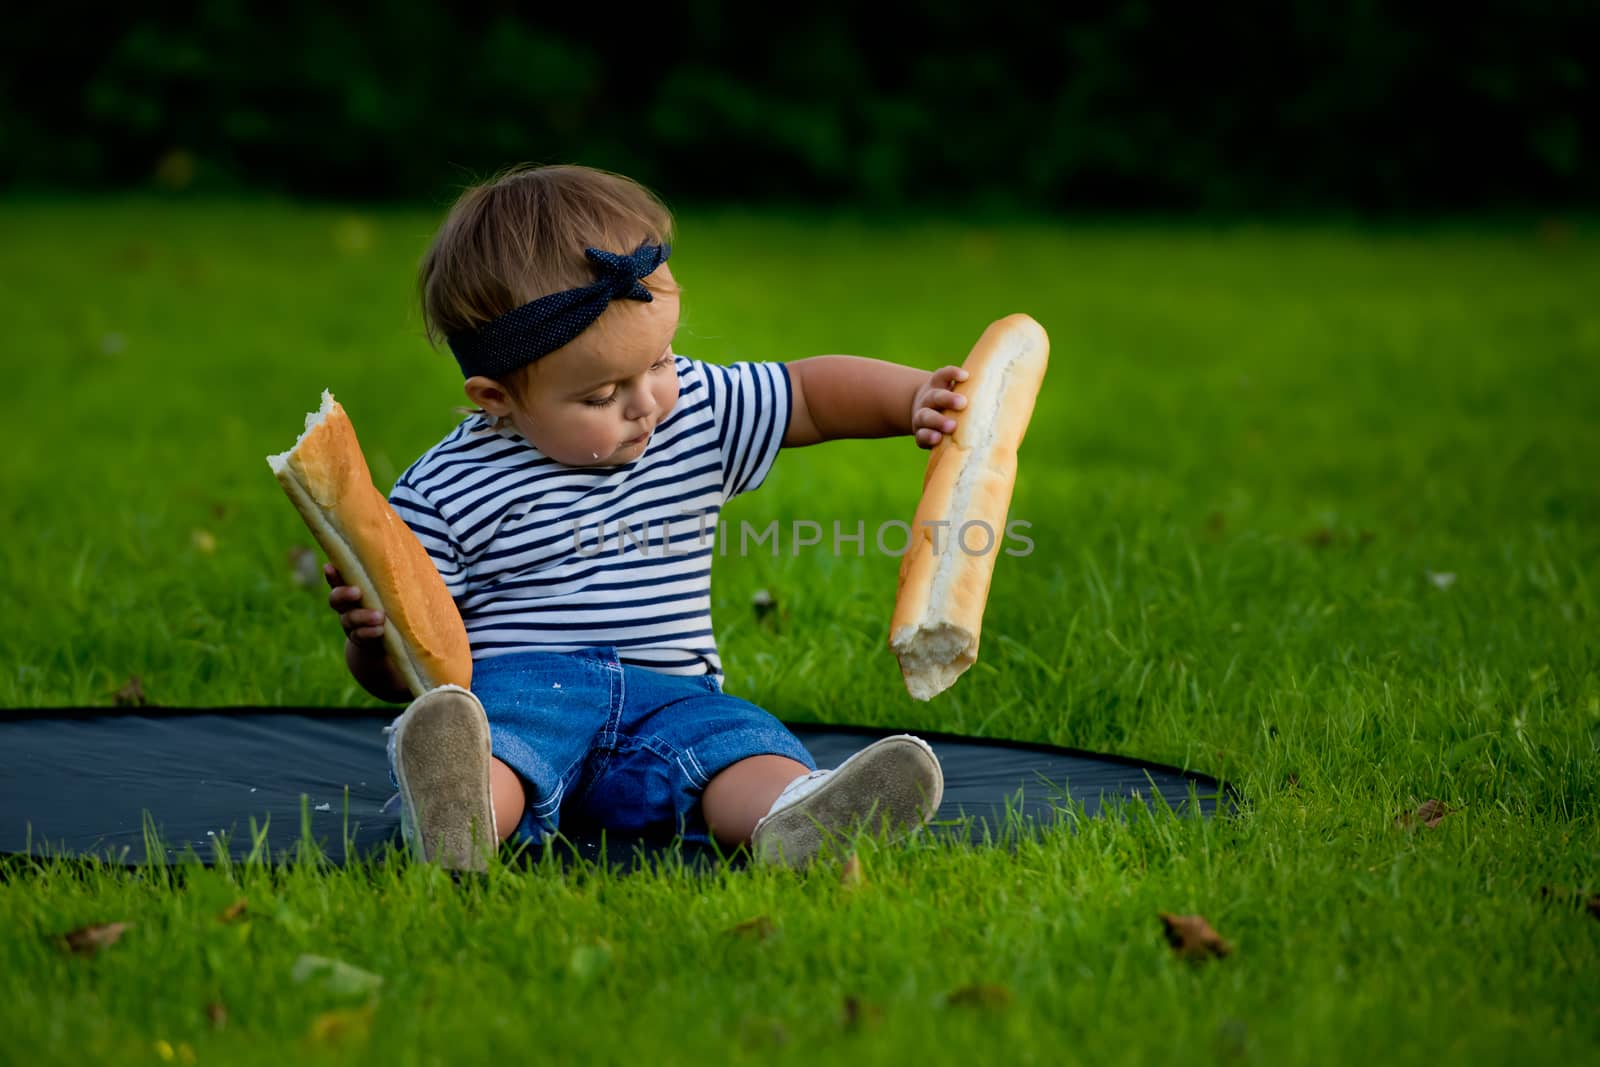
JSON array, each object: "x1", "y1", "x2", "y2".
[{"x1": 462, "y1": 375, "x2": 509, "y2": 413}]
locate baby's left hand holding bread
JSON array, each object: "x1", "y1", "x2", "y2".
[{"x1": 911, "y1": 365, "x2": 971, "y2": 450}]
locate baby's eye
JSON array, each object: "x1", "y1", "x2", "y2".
[{"x1": 585, "y1": 393, "x2": 618, "y2": 408}]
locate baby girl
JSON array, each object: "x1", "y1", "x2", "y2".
[{"x1": 325, "y1": 164, "x2": 968, "y2": 869}]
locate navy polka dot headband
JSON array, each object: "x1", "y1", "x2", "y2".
[{"x1": 448, "y1": 241, "x2": 671, "y2": 379}]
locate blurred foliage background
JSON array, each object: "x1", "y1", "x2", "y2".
[{"x1": 3, "y1": 1, "x2": 1595, "y2": 212}]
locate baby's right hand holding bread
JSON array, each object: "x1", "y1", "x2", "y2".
[
  {"x1": 325, "y1": 561, "x2": 413, "y2": 702},
  {"x1": 272, "y1": 392, "x2": 472, "y2": 699},
  {"x1": 324, "y1": 562, "x2": 387, "y2": 647}
]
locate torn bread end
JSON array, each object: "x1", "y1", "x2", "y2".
[
  {"x1": 891, "y1": 621, "x2": 977, "y2": 701},
  {"x1": 265, "y1": 389, "x2": 336, "y2": 475}
]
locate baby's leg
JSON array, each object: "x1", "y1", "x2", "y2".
[
  {"x1": 490, "y1": 758, "x2": 526, "y2": 842},
  {"x1": 701, "y1": 755, "x2": 811, "y2": 846}
]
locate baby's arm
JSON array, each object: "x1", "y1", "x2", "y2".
[{"x1": 783, "y1": 356, "x2": 968, "y2": 450}]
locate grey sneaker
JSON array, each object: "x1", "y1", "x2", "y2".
[
  {"x1": 750, "y1": 734, "x2": 944, "y2": 868},
  {"x1": 386, "y1": 684, "x2": 497, "y2": 872}
]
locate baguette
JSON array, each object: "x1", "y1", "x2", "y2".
[
  {"x1": 889, "y1": 314, "x2": 1049, "y2": 700},
  {"x1": 267, "y1": 390, "x2": 472, "y2": 697}
]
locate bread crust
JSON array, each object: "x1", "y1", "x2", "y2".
[
  {"x1": 889, "y1": 314, "x2": 1049, "y2": 699},
  {"x1": 269, "y1": 393, "x2": 472, "y2": 697}
]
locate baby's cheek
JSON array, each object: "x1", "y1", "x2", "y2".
[{"x1": 547, "y1": 414, "x2": 604, "y2": 464}]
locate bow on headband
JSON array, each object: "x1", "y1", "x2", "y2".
[{"x1": 448, "y1": 241, "x2": 671, "y2": 380}]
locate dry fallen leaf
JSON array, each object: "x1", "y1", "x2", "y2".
[
  {"x1": 306, "y1": 1002, "x2": 375, "y2": 1046},
  {"x1": 841, "y1": 995, "x2": 883, "y2": 1030},
  {"x1": 1159, "y1": 912, "x2": 1233, "y2": 960},
  {"x1": 840, "y1": 852, "x2": 865, "y2": 888},
  {"x1": 151, "y1": 1039, "x2": 195, "y2": 1064},
  {"x1": 217, "y1": 898, "x2": 248, "y2": 923},
  {"x1": 112, "y1": 676, "x2": 147, "y2": 707},
  {"x1": 60, "y1": 921, "x2": 131, "y2": 955},
  {"x1": 947, "y1": 983, "x2": 1013, "y2": 1010},
  {"x1": 1396, "y1": 799, "x2": 1452, "y2": 830},
  {"x1": 729, "y1": 915, "x2": 777, "y2": 941},
  {"x1": 205, "y1": 1002, "x2": 228, "y2": 1029}
]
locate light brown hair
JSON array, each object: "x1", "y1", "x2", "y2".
[{"x1": 419, "y1": 163, "x2": 676, "y2": 411}]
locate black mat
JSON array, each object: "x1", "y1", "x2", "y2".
[{"x1": 0, "y1": 707, "x2": 1233, "y2": 869}]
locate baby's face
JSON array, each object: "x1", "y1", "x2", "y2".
[{"x1": 466, "y1": 266, "x2": 682, "y2": 467}]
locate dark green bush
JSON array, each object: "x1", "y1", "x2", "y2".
[{"x1": 3, "y1": 2, "x2": 1594, "y2": 210}]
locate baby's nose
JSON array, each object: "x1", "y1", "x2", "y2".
[{"x1": 624, "y1": 392, "x2": 658, "y2": 420}]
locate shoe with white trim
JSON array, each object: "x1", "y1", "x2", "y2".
[
  {"x1": 750, "y1": 734, "x2": 943, "y2": 868},
  {"x1": 385, "y1": 684, "x2": 497, "y2": 872}
]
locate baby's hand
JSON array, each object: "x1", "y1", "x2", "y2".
[
  {"x1": 911, "y1": 365, "x2": 969, "y2": 449},
  {"x1": 324, "y1": 563, "x2": 387, "y2": 650}
]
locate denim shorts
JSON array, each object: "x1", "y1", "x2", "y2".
[{"x1": 450, "y1": 645, "x2": 816, "y2": 846}]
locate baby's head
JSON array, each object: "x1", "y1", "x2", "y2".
[{"x1": 419, "y1": 164, "x2": 681, "y2": 467}]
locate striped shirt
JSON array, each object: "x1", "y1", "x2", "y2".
[{"x1": 388, "y1": 354, "x2": 792, "y2": 682}]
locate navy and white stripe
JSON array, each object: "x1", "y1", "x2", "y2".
[{"x1": 388, "y1": 354, "x2": 792, "y2": 682}]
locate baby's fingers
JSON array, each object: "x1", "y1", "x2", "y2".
[
  {"x1": 349, "y1": 621, "x2": 388, "y2": 644},
  {"x1": 914, "y1": 406, "x2": 959, "y2": 435},
  {"x1": 913, "y1": 405, "x2": 958, "y2": 448},
  {"x1": 322, "y1": 562, "x2": 385, "y2": 641},
  {"x1": 932, "y1": 365, "x2": 969, "y2": 390},
  {"x1": 344, "y1": 608, "x2": 387, "y2": 643},
  {"x1": 327, "y1": 582, "x2": 363, "y2": 613}
]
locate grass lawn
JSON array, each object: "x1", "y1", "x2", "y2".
[{"x1": 1, "y1": 197, "x2": 1597, "y2": 1065}]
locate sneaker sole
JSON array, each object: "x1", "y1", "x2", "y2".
[
  {"x1": 392, "y1": 685, "x2": 496, "y2": 872},
  {"x1": 753, "y1": 735, "x2": 943, "y2": 868}
]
